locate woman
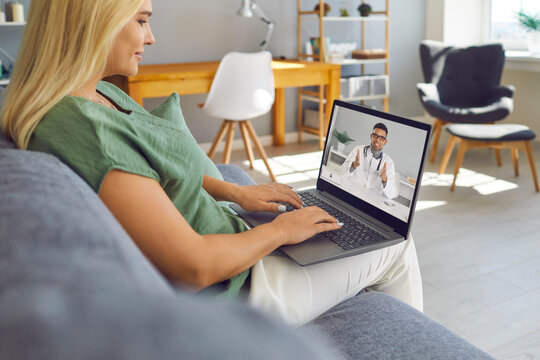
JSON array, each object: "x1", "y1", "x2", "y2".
[{"x1": 1, "y1": 0, "x2": 422, "y2": 326}]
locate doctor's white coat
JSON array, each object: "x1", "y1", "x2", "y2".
[{"x1": 340, "y1": 145, "x2": 398, "y2": 199}]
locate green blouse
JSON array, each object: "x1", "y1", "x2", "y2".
[{"x1": 28, "y1": 81, "x2": 249, "y2": 296}]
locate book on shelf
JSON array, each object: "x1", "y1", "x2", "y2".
[
  {"x1": 305, "y1": 41, "x2": 314, "y2": 61},
  {"x1": 310, "y1": 37, "x2": 331, "y2": 62}
]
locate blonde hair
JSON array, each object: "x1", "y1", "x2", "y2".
[{"x1": 0, "y1": 0, "x2": 145, "y2": 149}]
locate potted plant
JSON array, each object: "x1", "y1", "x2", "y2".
[
  {"x1": 332, "y1": 129, "x2": 355, "y2": 153},
  {"x1": 358, "y1": 2, "x2": 372, "y2": 17},
  {"x1": 516, "y1": 10, "x2": 540, "y2": 54},
  {"x1": 314, "y1": 2, "x2": 331, "y2": 17}
]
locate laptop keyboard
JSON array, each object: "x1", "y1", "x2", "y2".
[{"x1": 282, "y1": 192, "x2": 388, "y2": 250}]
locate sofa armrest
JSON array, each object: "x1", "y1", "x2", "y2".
[{"x1": 217, "y1": 164, "x2": 257, "y2": 186}]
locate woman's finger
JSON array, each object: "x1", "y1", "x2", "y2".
[
  {"x1": 270, "y1": 185, "x2": 304, "y2": 208},
  {"x1": 315, "y1": 221, "x2": 343, "y2": 233}
]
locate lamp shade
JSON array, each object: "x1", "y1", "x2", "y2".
[{"x1": 237, "y1": 0, "x2": 254, "y2": 17}]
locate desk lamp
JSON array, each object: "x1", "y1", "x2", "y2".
[{"x1": 237, "y1": 0, "x2": 275, "y2": 50}]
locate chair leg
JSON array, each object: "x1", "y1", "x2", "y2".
[
  {"x1": 494, "y1": 149, "x2": 503, "y2": 167},
  {"x1": 523, "y1": 141, "x2": 539, "y2": 192},
  {"x1": 486, "y1": 121, "x2": 503, "y2": 167},
  {"x1": 429, "y1": 119, "x2": 444, "y2": 163},
  {"x1": 245, "y1": 120, "x2": 277, "y2": 182},
  {"x1": 208, "y1": 121, "x2": 230, "y2": 159},
  {"x1": 222, "y1": 121, "x2": 236, "y2": 164},
  {"x1": 511, "y1": 147, "x2": 519, "y2": 177},
  {"x1": 439, "y1": 134, "x2": 458, "y2": 174},
  {"x1": 239, "y1": 121, "x2": 255, "y2": 169},
  {"x1": 451, "y1": 139, "x2": 468, "y2": 192}
]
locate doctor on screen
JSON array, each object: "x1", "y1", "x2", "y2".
[{"x1": 340, "y1": 123, "x2": 398, "y2": 199}]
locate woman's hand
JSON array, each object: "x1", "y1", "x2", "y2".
[
  {"x1": 234, "y1": 183, "x2": 304, "y2": 213},
  {"x1": 271, "y1": 206, "x2": 342, "y2": 246}
]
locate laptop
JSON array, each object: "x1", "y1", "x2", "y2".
[{"x1": 230, "y1": 100, "x2": 431, "y2": 266}]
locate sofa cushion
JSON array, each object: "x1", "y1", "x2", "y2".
[
  {"x1": 0, "y1": 286, "x2": 333, "y2": 360},
  {"x1": 304, "y1": 291, "x2": 494, "y2": 360},
  {"x1": 217, "y1": 163, "x2": 257, "y2": 185},
  {"x1": 0, "y1": 149, "x2": 173, "y2": 295}
]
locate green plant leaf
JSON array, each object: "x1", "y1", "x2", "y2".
[
  {"x1": 516, "y1": 11, "x2": 540, "y2": 31},
  {"x1": 332, "y1": 129, "x2": 355, "y2": 144}
]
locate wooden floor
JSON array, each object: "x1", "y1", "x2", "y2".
[{"x1": 221, "y1": 133, "x2": 540, "y2": 359}]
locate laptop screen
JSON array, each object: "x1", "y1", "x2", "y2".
[{"x1": 318, "y1": 101, "x2": 431, "y2": 237}]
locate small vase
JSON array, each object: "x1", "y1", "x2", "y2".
[
  {"x1": 337, "y1": 142, "x2": 345, "y2": 153},
  {"x1": 527, "y1": 31, "x2": 540, "y2": 55},
  {"x1": 358, "y1": 3, "x2": 371, "y2": 17},
  {"x1": 314, "y1": 3, "x2": 331, "y2": 17}
]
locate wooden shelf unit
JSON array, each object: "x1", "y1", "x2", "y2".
[{"x1": 296, "y1": 0, "x2": 390, "y2": 150}]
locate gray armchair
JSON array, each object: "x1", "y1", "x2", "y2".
[{"x1": 417, "y1": 40, "x2": 515, "y2": 163}]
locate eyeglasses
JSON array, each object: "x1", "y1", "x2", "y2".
[{"x1": 370, "y1": 133, "x2": 387, "y2": 141}]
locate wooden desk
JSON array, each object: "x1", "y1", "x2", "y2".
[{"x1": 124, "y1": 60, "x2": 341, "y2": 146}]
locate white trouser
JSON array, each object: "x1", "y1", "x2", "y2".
[{"x1": 248, "y1": 236, "x2": 423, "y2": 327}]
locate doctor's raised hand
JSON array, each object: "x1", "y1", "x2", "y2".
[
  {"x1": 379, "y1": 162, "x2": 388, "y2": 183},
  {"x1": 353, "y1": 148, "x2": 361, "y2": 169}
]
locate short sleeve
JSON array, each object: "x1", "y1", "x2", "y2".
[{"x1": 149, "y1": 93, "x2": 223, "y2": 181}]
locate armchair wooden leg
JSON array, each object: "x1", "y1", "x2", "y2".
[
  {"x1": 245, "y1": 120, "x2": 277, "y2": 182},
  {"x1": 208, "y1": 121, "x2": 230, "y2": 159},
  {"x1": 222, "y1": 120, "x2": 236, "y2": 164},
  {"x1": 239, "y1": 121, "x2": 255, "y2": 169},
  {"x1": 429, "y1": 119, "x2": 444, "y2": 163},
  {"x1": 511, "y1": 148, "x2": 519, "y2": 176},
  {"x1": 439, "y1": 135, "x2": 457, "y2": 174},
  {"x1": 524, "y1": 141, "x2": 539, "y2": 192},
  {"x1": 451, "y1": 139, "x2": 468, "y2": 192},
  {"x1": 495, "y1": 149, "x2": 503, "y2": 167}
]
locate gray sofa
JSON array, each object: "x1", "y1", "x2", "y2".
[{"x1": 0, "y1": 130, "x2": 493, "y2": 359}]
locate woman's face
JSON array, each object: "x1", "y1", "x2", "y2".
[{"x1": 104, "y1": 0, "x2": 155, "y2": 77}]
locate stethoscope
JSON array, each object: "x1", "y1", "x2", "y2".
[{"x1": 363, "y1": 145, "x2": 383, "y2": 171}]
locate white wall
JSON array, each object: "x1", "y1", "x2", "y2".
[
  {"x1": 501, "y1": 69, "x2": 540, "y2": 136},
  {"x1": 425, "y1": 0, "x2": 444, "y2": 41},
  {"x1": 425, "y1": 0, "x2": 489, "y2": 45},
  {"x1": 443, "y1": 0, "x2": 485, "y2": 45}
]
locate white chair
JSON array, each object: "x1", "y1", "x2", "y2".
[{"x1": 202, "y1": 51, "x2": 276, "y2": 182}]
